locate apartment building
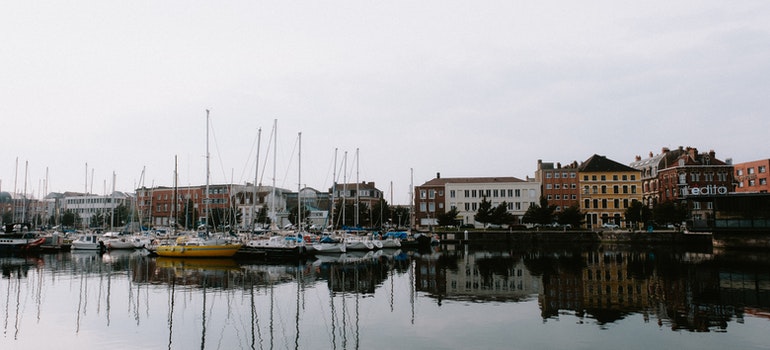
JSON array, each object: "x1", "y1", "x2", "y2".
[
  {"x1": 414, "y1": 173, "x2": 540, "y2": 229},
  {"x1": 733, "y1": 159, "x2": 770, "y2": 193},
  {"x1": 578, "y1": 154, "x2": 642, "y2": 229},
  {"x1": 535, "y1": 160, "x2": 580, "y2": 212}
]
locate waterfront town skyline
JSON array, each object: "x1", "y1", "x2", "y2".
[{"x1": 3, "y1": 2, "x2": 769, "y2": 206}]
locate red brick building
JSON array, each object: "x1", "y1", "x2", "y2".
[
  {"x1": 535, "y1": 160, "x2": 580, "y2": 212},
  {"x1": 733, "y1": 159, "x2": 770, "y2": 193}
]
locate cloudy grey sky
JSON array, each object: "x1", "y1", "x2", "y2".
[{"x1": 2, "y1": 1, "x2": 769, "y2": 204}]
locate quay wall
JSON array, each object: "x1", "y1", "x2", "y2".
[{"x1": 435, "y1": 230, "x2": 713, "y2": 248}]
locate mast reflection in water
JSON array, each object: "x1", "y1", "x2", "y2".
[{"x1": 1, "y1": 245, "x2": 769, "y2": 349}]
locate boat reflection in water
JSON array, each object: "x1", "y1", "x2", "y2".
[{"x1": 2, "y1": 244, "x2": 770, "y2": 349}]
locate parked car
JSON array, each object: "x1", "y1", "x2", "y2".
[{"x1": 601, "y1": 223, "x2": 620, "y2": 229}]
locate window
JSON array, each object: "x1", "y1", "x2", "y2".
[
  {"x1": 761, "y1": 178, "x2": 767, "y2": 185},
  {"x1": 472, "y1": 190, "x2": 477, "y2": 198},
  {"x1": 554, "y1": 173, "x2": 560, "y2": 178},
  {"x1": 748, "y1": 167, "x2": 756, "y2": 175},
  {"x1": 737, "y1": 169, "x2": 744, "y2": 176},
  {"x1": 465, "y1": 203, "x2": 470, "y2": 211},
  {"x1": 631, "y1": 185, "x2": 637, "y2": 194},
  {"x1": 428, "y1": 190, "x2": 435, "y2": 199},
  {"x1": 760, "y1": 166, "x2": 767, "y2": 173},
  {"x1": 420, "y1": 190, "x2": 427, "y2": 199},
  {"x1": 592, "y1": 175, "x2": 597, "y2": 181},
  {"x1": 563, "y1": 172, "x2": 568, "y2": 178},
  {"x1": 613, "y1": 185, "x2": 619, "y2": 194},
  {"x1": 718, "y1": 172, "x2": 727, "y2": 181},
  {"x1": 693, "y1": 202, "x2": 701, "y2": 210},
  {"x1": 420, "y1": 203, "x2": 427, "y2": 211},
  {"x1": 630, "y1": 175, "x2": 636, "y2": 180},
  {"x1": 546, "y1": 173, "x2": 552, "y2": 178},
  {"x1": 584, "y1": 199, "x2": 590, "y2": 208},
  {"x1": 613, "y1": 175, "x2": 618, "y2": 181},
  {"x1": 601, "y1": 175, "x2": 606, "y2": 181},
  {"x1": 583, "y1": 186, "x2": 589, "y2": 194},
  {"x1": 749, "y1": 179, "x2": 756, "y2": 186},
  {"x1": 515, "y1": 189, "x2": 521, "y2": 197},
  {"x1": 690, "y1": 172, "x2": 700, "y2": 182},
  {"x1": 429, "y1": 203, "x2": 435, "y2": 212},
  {"x1": 622, "y1": 175, "x2": 628, "y2": 181},
  {"x1": 571, "y1": 173, "x2": 576, "y2": 178},
  {"x1": 601, "y1": 185, "x2": 607, "y2": 194},
  {"x1": 450, "y1": 190, "x2": 456, "y2": 198},
  {"x1": 554, "y1": 184, "x2": 560, "y2": 189}
]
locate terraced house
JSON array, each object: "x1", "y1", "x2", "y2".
[{"x1": 578, "y1": 155, "x2": 642, "y2": 229}]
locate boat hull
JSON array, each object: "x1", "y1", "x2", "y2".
[{"x1": 155, "y1": 244, "x2": 242, "y2": 258}]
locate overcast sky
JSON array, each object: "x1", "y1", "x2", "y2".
[{"x1": 2, "y1": 1, "x2": 769, "y2": 204}]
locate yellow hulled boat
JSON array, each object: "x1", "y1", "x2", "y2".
[{"x1": 155, "y1": 236, "x2": 242, "y2": 258}]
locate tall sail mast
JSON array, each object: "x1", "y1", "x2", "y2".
[
  {"x1": 205, "y1": 110, "x2": 210, "y2": 233},
  {"x1": 252, "y1": 128, "x2": 261, "y2": 232},
  {"x1": 330, "y1": 148, "x2": 337, "y2": 230},
  {"x1": 297, "y1": 132, "x2": 302, "y2": 232},
  {"x1": 270, "y1": 119, "x2": 277, "y2": 231}
]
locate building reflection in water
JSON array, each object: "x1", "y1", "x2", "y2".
[{"x1": 412, "y1": 245, "x2": 770, "y2": 332}]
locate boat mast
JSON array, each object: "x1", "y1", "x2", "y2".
[
  {"x1": 205, "y1": 110, "x2": 210, "y2": 233},
  {"x1": 270, "y1": 119, "x2": 277, "y2": 231},
  {"x1": 410, "y1": 168, "x2": 414, "y2": 233},
  {"x1": 342, "y1": 151, "x2": 347, "y2": 229},
  {"x1": 355, "y1": 148, "x2": 359, "y2": 228},
  {"x1": 173, "y1": 156, "x2": 178, "y2": 233},
  {"x1": 297, "y1": 131, "x2": 302, "y2": 232},
  {"x1": 252, "y1": 127, "x2": 261, "y2": 233},
  {"x1": 330, "y1": 148, "x2": 337, "y2": 231}
]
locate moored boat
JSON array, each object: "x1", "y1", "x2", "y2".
[
  {"x1": 71, "y1": 233, "x2": 106, "y2": 251},
  {"x1": 155, "y1": 235, "x2": 241, "y2": 258}
]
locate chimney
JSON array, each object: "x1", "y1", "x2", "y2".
[
  {"x1": 436, "y1": 172, "x2": 441, "y2": 179},
  {"x1": 635, "y1": 155, "x2": 642, "y2": 161},
  {"x1": 649, "y1": 152, "x2": 653, "y2": 158},
  {"x1": 557, "y1": 162, "x2": 561, "y2": 169},
  {"x1": 662, "y1": 147, "x2": 670, "y2": 153}
]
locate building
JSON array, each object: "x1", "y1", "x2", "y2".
[
  {"x1": 535, "y1": 160, "x2": 580, "y2": 212},
  {"x1": 62, "y1": 191, "x2": 131, "y2": 229},
  {"x1": 329, "y1": 181, "x2": 383, "y2": 228},
  {"x1": 578, "y1": 154, "x2": 642, "y2": 229},
  {"x1": 630, "y1": 147, "x2": 734, "y2": 208},
  {"x1": 733, "y1": 159, "x2": 770, "y2": 193},
  {"x1": 414, "y1": 173, "x2": 540, "y2": 229}
]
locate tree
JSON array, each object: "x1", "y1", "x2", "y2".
[
  {"x1": 490, "y1": 202, "x2": 517, "y2": 227},
  {"x1": 474, "y1": 197, "x2": 494, "y2": 228},
  {"x1": 371, "y1": 199, "x2": 391, "y2": 228},
  {"x1": 62, "y1": 210, "x2": 81, "y2": 228},
  {"x1": 557, "y1": 205, "x2": 583, "y2": 228},
  {"x1": 437, "y1": 207, "x2": 461, "y2": 227},
  {"x1": 653, "y1": 201, "x2": 687, "y2": 228},
  {"x1": 522, "y1": 197, "x2": 556, "y2": 226},
  {"x1": 625, "y1": 200, "x2": 652, "y2": 229},
  {"x1": 391, "y1": 206, "x2": 411, "y2": 229}
]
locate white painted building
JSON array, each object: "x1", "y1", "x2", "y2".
[{"x1": 445, "y1": 178, "x2": 541, "y2": 228}]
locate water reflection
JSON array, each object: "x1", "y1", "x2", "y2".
[{"x1": 1, "y1": 245, "x2": 769, "y2": 349}]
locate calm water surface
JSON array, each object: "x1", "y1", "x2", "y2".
[{"x1": 1, "y1": 245, "x2": 769, "y2": 350}]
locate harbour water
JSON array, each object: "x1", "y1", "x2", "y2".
[{"x1": 1, "y1": 245, "x2": 769, "y2": 350}]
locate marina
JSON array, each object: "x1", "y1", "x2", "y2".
[{"x1": 1, "y1": 242, "x2": 769, "y2": 349}]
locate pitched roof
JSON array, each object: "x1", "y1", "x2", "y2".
[
  {"x1": 578, "y1": 154, "x2": 638, "y2": 172},
  {"x1": 420, "y1": 176, "x2": 525, "y2": 186}
]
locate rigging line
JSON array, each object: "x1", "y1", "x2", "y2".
[
  {"x1": 239, "y1": 127, "x2": 262, "y2": 185},
  {"x1": 321, "y1": 149, "x2": 336, "y2": 190},
  {"x1": 208, "y1": 116, "x2": 229, "y2": 185},
  {"x1": 279, "y1": 133, "x2": 300, "y2": 190},
  {"x1": 259, "y1": 124, "x2": 276, "y2": 187}
]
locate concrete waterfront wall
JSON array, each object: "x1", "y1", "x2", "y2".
[{"x1": 436, "y1": 230, "x2": 713, "y2": 248}]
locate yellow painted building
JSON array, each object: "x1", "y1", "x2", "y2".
[{"x1": 578, "y1": 154, "x2": 642, "y2": 229}]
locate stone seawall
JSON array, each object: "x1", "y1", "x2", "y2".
[{"x1": 436, "y1": 230, "x2": 713, "y2": 248}]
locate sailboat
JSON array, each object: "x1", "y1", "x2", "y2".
[{"x1": 156, "y1": 110, "x2": 242, "y2": 258}]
